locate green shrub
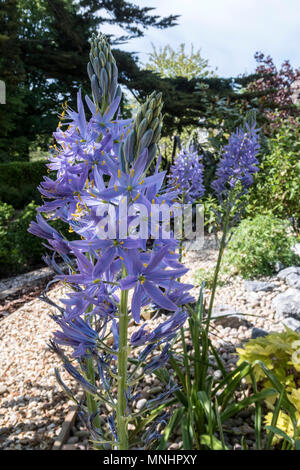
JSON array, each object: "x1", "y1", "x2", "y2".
[
  {"x1": 0, "y1": 202, "x2": 15, "y2": 226},
  {"x1": 0, "y1": 201, "x2": 43, "y2": 277},
  {"x1": 0, "y1": 160, "x2": 46, "y2": 208},
  {"x1": 12, "y1": 201, "x2": 46, "y2": 268},
  {"x1": 0, "y1": 202, "x2": 15, "y2": 276},
  {"x1": 0, "y1": 183, "x2": 42, "y2": 209},
  {"x1": 246, "y1": 119, "x2": 300, "y2": 233},
  {"x1": 223, "y1": 214, "x2": 299, "y2": 279},
  {"x1": 193, "y1": 267, "x2": 226, "y2": 288},
  {"x1": 0, "y1": 200, "x2": 77, "y2": 278},
  {"x1": 203, "y1": 195, "x2": 222, "y2": 233},
  {"x1": 237, "y1": 328, "x2": 300, "y2": 443}
]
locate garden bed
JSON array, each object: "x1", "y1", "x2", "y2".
[{"x1": 0, "y1": 245, "x2": 294, "y2": 450}]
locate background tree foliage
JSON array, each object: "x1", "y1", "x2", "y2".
[
  {"x1": 245, "y1": 117, "x2": 300, "y2": 233},
  {"x1": 0, "y1": 0, "x2": 28, "y2": 160},
  {"x1": 145, "y1": 43, "x2": 215, "y2": 80},
  {"x1": 0, "y1": 0, "x2": 178, "y2": 161},
  {"x1": 1, "y1": 0, "x2": 299, "y2": 163},
  {"x1": 248, "y1": 52, "x2": 300, "y2": 132}
]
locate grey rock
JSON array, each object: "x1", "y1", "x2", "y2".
[
  {"x1": 282, "y1": 317, "x2": 300, "y2": 332},
  {"x1": 278, "y1": 266, "x2": 300, "y2": 279},
  {"x1": 150, "y1": 386, "x2": 162, "y2": 395},
  {"x1": 0, "y1": 262, "x2": 67, "y2": 300},
  {"x1": 238, "y1": 409, "x2": 252, "y2": 419},
  {"x1": 239, "y1": 424, "x2": 255, "y2": 435},
  {"x1": 0, "y1": 386, "x2": 8, "y2": 395},
  {"x1": 272, "y1": 288, "x2": 300, "y2": 318},
  {"x1": 136, "y1": 398, "x2": 147, "y2": 410},
  {"x1": 168, "y1": 443, "x2": 179, "y2": 450},
  {"x1": 286, "y1": 273, "x2": 300, "y2": 289},
  {"x1": 291, "y1": 243, "x2": 300, "y2": 257},
  {"x1": 275, "y1": 261, "x2": 285, "y2": 272},
  {"x1": 74, "y1": 430, "x2": 89, "y2": 438},
  {"x1": 244, "y1": 281, "x2": 275, "y2": 292},
  {"x1": 233, "y1": 443, "x2": 242, "y2": 450},
  {"x1": 278, "y1": 266, "x2": 300, "y2": 288},
  {"x1": 251, "y1": 327, "x2": 268, "y2": 339},
  {"x1": 77, "y1": 444, "x2": 87, "y2": 451},
  {"x1": 67, "y1": 436, "x2": 79, "y2": 444},
  {"x1": 211, "y1": 304, "x2": 249, "y2": 328},
  {"x1": 62, "y1": 444, "x2": 77, "y2": 450},
  {"x1": 213, "y1": 370, "x2": 223, "y2": 380}
]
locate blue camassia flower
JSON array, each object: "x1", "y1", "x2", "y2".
[
  {"x1": 119, "y1": 245, "x2": 189, "y2": 323},
  {"x1": 131, "y1": 310, "x2": 188, "y2": 347},
  {"x1": 52, "y1": 314, "x2": 99, "y2": 357},
  {"x1": 28, "y1": 214, "x2": 70, "y2": 254},
  {"x1": 168, "y1": 147, "x2": 205, "y2": 203},
  {"x1": 212, "y1": 124, "x2": 260, "y2": 197}
]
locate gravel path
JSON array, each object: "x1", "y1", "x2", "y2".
[
  {"x1": 0, "y1": 244, "x2": 294, "y2": 450},
  {"x1": 0, "y1": 283, "x2": 78, "y2": 450},
  {"x1": 183, "y1": 247, "x2": 288, "y2": 341}
]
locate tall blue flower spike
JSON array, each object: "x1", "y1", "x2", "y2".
[
  {"x1": 28, "y1": 32, "x2": 193, "y2": 449},
  {"x1": 168, "y1": 146, "x2": 205, "y2": 202},
  {"x1": 212, "y1": 124, "x2": 260, "y2": 198}
]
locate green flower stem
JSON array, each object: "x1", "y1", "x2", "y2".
[
  {"x1": 84, "y1": 301, "x2": 101, "y2": 433},
  {"x1": 178, "y1": 193, "x2": 186, "y2": 264},
  {"x1": 116, "y1": 266, "x2": 129, "y2": 450},
  {"x1": 200, "y1": 206, "x2": 231, "y2": 389},
  {"x1": 180, "y1": 327, "x2": 191, "y2": 395},
  {"x1": 177, "y1": 194, "x2": 190, "y2": 392},
  {"x1": 206, "y1": 209, "x2": 230, "y2": 327},
  {"x1": 85, "y1": 356, "x2": 101, "y2": 430}
]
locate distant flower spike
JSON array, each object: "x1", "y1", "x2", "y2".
[
  {"x1": 212, "y1": 124, "x2": 260, "y2": 198},
  {"x1": 168, "y1": 147, "x2": 205, "y2": 202}
]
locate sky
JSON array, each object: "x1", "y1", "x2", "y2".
[{"x1": 100, "y1": 0, "x2": 300, "y2": 77}]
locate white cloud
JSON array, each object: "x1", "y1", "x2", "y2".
[{"x1": 101, "y1": 0, "x2": 300, "y2": 76}]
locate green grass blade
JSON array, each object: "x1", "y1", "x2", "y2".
[
  {"x1": 208, "y1": 339, "x2": 228, "y2": 378},
  {"x1": 181, "y1": 416, "x2": 193, "y2": 450},
  {"x1": 250, "y1": 371, "x2": 262, "y2": 450},
  {"x1": 157, "y1": 408, "x2": 185, "y2": 450},
  {"x1": 214, "y1": 398, "x2": 227, "y2": 450},
  {"x1": 265, "y1": 425, "x2": 294, "y2": 446},
  {"x1": 200, "y1": 434, "x2": 225, "y2": 450},
  {"x1": 220, "y1": 388, "x2": 277, "y2": 423},
  {"x1": 266, "y1": 388, "x2": 285, "y2": 450},
  {"x1": 214, "y1": 362, "x2": 253, "y2": 408}
]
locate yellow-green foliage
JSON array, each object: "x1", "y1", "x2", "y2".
[
  {"x1": 264, "y1": 389, "x2": 300, "y2": 443},
  {"x1": 237, "y1": 328, "x2": 300, "y2": 441},
  {"x1": 237, "y1": 328, "x2": 300, "y2": 386}
]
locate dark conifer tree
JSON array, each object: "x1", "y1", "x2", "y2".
[{"x1": 0, "y1": 0, "x2": 178, "y2": 160}]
